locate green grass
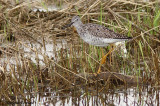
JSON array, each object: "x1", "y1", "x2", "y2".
[
  {"x1": 41, "y1": 1, "x2": 48, "y2": 11},
  {"x1": 154, "y1": 6, "x2": 160, "y2": 28},
  {"x1": 16, "y1": 0, "x2": 19, "y2": 4}
]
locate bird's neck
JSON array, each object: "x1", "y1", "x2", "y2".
[{"x1": 73, "y1": 21, "x2": 83, "y2": 29}]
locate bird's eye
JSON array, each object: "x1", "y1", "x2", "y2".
[{"x1": 74, "y1": 19, "x2": 78, "y2": 21}]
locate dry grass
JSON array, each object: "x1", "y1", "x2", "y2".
[{"x1": 0, "y1": 0, "x2": 160, "y2": 105}]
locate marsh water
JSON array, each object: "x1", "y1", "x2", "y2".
[
  {"x1": 29, "y1": 85, "x2": 159, "y2": 106},
  {"x1": 18, "y1": 85, "x2": 158, "y2": 106},
  {"x1": 0, "y1": 35, "x2": 159, "y2": 106}
]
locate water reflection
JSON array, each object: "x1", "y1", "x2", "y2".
[{"x1": 29, "y1": 85, "x2": 159, "y2": 106}]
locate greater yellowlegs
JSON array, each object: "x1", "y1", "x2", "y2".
[{"x1": 64, "y1": 16, "x2": 132, "y2": 73}]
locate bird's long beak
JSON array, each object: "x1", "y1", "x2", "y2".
[{"x1": 62, "y1": 22, "x2": 74, "y2": 29}]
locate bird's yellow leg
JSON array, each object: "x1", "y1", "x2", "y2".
[
  {"x1": 101, "y1": 48, "x2": 104, "y2": 57},
  {"x1": 97, "y1": 44, "x2": 114, "y2": 74},
  {"x1": 97, "y1": 48, "x2": 104, "y2": 74},
  {"x1": 109, "y1": 45, "x2": 114, "y2": 64}
]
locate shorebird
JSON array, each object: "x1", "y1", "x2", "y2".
[{"x1": 64, "y1": 16, "x2": 132, "y2": 74}]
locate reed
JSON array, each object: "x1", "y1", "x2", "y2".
[{"x1": 0, "y1": 0, "x2": 159, "y2": 105}]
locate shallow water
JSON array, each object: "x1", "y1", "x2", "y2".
[
  {"x1": 0, "y1": 38, "x2": 68, "y2": 69},
  {"x1": 8, "y1": 85, "x2": 158, "y2": 106},
  {"x1": 2, "y1": 36, "x2": 159, "y2": 106},
  {"x1": 0, "y1": 30, "x2": 159, "y2": 106}
]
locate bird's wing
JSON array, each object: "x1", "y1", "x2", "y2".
[{"x1": 85, "y1": 23, "x2": 130, "y2": 39}]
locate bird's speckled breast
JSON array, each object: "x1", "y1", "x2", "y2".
[{"x1": 76, "y1": 27, "x2": 109, "y2": 46}]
